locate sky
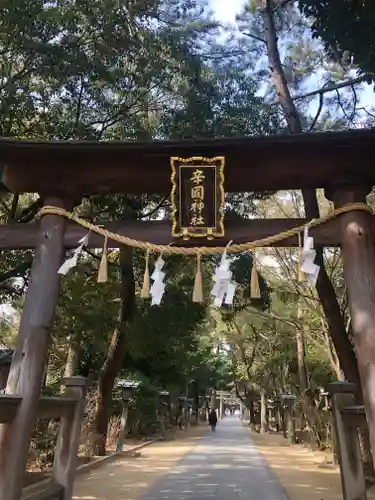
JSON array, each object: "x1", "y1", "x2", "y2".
[
  {"x1": 209, "y1": 0, "x2": 244, "y2": 22},
  {"x1": 209, "y1": 0, "x2": 375, "y2": 112}
]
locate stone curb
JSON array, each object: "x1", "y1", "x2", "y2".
[
  {"x1": 75, "y1": 438, "x2": 161, "y2": 475},
  {"x1": 21, "y1": 438, "x2": 160, "y2": 498}
]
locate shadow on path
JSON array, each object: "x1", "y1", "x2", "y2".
[{"x1": 141, "y1": 417, "x2": 288, "y2": 499}]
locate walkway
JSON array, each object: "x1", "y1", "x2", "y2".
[
  {"x1": 73, "y1": 416, "x2": 288, "y2": 500},
  {"x1": 141, "y1": 416, "x2": 287, "y2": 500}
]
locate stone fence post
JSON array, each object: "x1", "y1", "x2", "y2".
[
  {"x1": 326, "y1": 381, "x2": 366, "y2": 500},
  {"x1": 53, "y1": 376, "x2": 91, "y2": 500}
]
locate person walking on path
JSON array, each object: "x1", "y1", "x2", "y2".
[{"x1": 208, "y1": 408, "x2": 218, "y2": 432}]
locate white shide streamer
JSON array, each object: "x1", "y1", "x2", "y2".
[
  {"x1": 58, "y1": 233, "x2": 90, "y2": 275},
  {"x1": 211, "y1": 241, "x2": 237, "y2": 307},
  {"x1": 301, "y1": 227, "x2": 320, "y2": 286},
  {"x1": 150, "y1": 256, "x2": 166, "y2": 306}
]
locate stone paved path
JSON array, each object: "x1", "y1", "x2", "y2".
[
  {"x1": 73, "y1": 424, "x2": 209, "y2": 500},
  {"x1": 141, "y1": 416, "x2": 288, "y2": 500}
]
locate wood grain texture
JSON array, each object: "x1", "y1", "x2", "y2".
[
  {"x1": 331, "y1": 186, "x2": 375, "y2": 488},
  {"x1": 0, "y1": 196, "x2": 69, "y2": 500},
  {"x1": 1, "y1": 129, "x2": 375, "y2": 194}
]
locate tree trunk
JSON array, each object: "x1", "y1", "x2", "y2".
[
  {"x1": 261, "y1": 0, "x2": 360, "y2": 384},
  {"x1": 92, "y1": 248, "x2": 134, "y2": 456},
  {"x1": 296, "y1": 302, "x2": 308, "y2": 395},
  {"x1": 191, "y1": 381, "x2": 199, "y2": 425},
  {"x1": 324, "y1": 328, "x2": 344, "y2": 380},
  {"x1": 249, "y1": 400, "x2": 256, "y2": 426},
  {"x1": 211, "y1": 389, "x2": 216, "y2": 410},
  {"x1": 63, "y1": 339, "x2": 80, "y2": 378},
  {"x1": 260, "y1": 390, "x2": 268, "y2": 433},
  {"x1": 296, "y1": 330, "x2": 308, "y2": 394}
]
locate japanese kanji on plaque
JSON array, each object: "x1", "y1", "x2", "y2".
[{"x1": 170, "y1": 156, "x2": 225, "y2": 239}]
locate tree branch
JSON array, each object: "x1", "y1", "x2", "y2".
[
  {"x1": 139, "y1": 194, "x2": 170, "y2": 220},
  {"x1": 18, "y1": 197, "x2": 43, "y2": 223},
  {"x1": 0, "y1": 198, "x2": 10, "y2": 214},
  {"x1": 273, "y1": 0, "x2": 294, "y2": 12},
  {"x1": 73, "y1": 78, "x2": 85, "y2": 135},
  {"x1": 248, "y1": 324, "x2": 259, "y2": 368},
  {"x1": 350, "y1": 84, "x2": 359, "y2": 121},
  {"x1": 9, "y1": 194, "x2": 19, "y2": 222},
  {"x1": 233, "y1": 379, "x2": 246, "y2": 406},
  {"x1": 83, "y1": 248, "x2": 120, "y2": 268},
  {"x1": 308, "y1": 92, "x2": 324, "y2": 131},
  {"x1": 243, "y1": 32, "x2": 266, "y2": 44},
  {"x1": 359, "y1": 107, "x2": 375, "y2": 120},
  {"x1": 291, "y1": 76, "x2": 366, "y2": 102},
  {"x1": 0, "y1": 258, "x2": 33, "y2": 284},
  {"x1": 269, "y1": 76, "x2": 366, "y2": 106}
]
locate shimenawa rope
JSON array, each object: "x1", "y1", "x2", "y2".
[{"x1": 37, "y1": 203, "x2": 373, "y2": 256}]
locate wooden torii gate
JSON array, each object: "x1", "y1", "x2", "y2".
[{"x1": 0, "y1": 129, "x2": 375, "y2": 499}]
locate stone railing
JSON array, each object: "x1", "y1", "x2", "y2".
[
  {"x1": 0, "y1": 376, "x2": 90, "y2": 500},
  {"x1": 326, "y1": 381, "x2": 370, "y2": 500}
]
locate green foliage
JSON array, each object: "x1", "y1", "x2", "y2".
[
  {"x1": 48, "y1": 249, "x2": 228, "y2": 398},
  {"x1": 230, "y1": 253, "x2": 270, "y2": 309},
  {"x1": 305, "y1": 344, "x2": 336, "y2": 388},
  {"x1": 52, "y1": 260, "x2": 119, "y2": 379},
  {"x1": 126, "y1": 265, "x2": 207, "y2": 389},
  {"x1": 0, "y1": 308, "x2": 18, "y2": 347},
  {"x1": 0, "y1": 0, "x2": 351, "y2": 441},
  {"x1": 299, "y1": 0, "x2": 375, "y2": 82},
  {"x1": 129, "y1": 376, "x2": 161, "y2": 434},
  {"x1": 0, "y1": 0, "x2": 217, "y2": 140},
  {"x1": 161, "y1": 62, "x2": 282, "y2": 140}
]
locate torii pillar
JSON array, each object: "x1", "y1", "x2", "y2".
[
  {"x1": 0, "y1": 195, "x2": 70, "y2": 500},
  {"x1": 325, "y1": 183, "x2": 375, "y2": 460}
]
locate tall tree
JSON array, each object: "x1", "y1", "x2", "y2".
[{"x1": 234, "y1": 0, "x2": 361, "y2": 383}]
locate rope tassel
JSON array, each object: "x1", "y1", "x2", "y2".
[
  {"x1": 141, "y1": 250, "x2": 150, "y2": 299},
  {"x1": 193, "y1": 253, "x2": 204, "y2": 303},
  {"x1": 250, "y1": 252, "x2": 261, "y2": 299},
  {"x1": 97, "y1": 236, "x2": 108, "y2": 283}
]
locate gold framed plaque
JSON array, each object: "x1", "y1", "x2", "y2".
[{"x1": 170, "y1": 156, "x2": 225, "y2": 240}]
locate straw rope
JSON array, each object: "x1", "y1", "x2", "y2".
[{"x1": 37, "y1": 203, "x2": 373, "y2": 256}]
